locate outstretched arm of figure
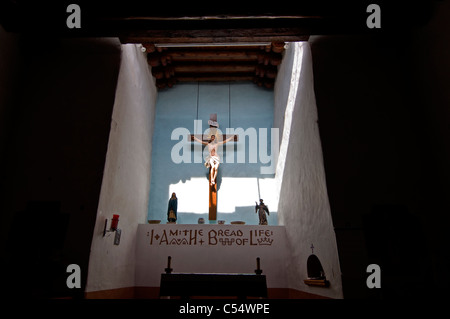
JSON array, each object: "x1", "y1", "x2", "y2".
[
  {"x1": 192, "y1": 135, "x2": 208, "y2": 145},
  {"x1": 218, "y1": 135, "x2": 236, "y2": 145}
]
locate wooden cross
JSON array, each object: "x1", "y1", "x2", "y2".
[
  {"x1": 189, "y1": 114, "x2": 238, "y2": 221},
  {"x1": 189, "y1": 134, "x2": 239, "y2": 143},
  {"x1": 208, "y1": 167, "x2": 218, "y2": 221}
]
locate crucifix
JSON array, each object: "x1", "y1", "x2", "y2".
[{"x1": 189, "y1": 114, "x2": 238, "y2": 221}]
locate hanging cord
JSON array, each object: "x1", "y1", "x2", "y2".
[
  {"x1": 228, "y1": 82, "x2": 231, "y2": 129},
  {"x1": 194, "y1": 81, "x2": 200, "y2": 136},
  {"x1": 196, "y1": 81, "x2": 200, "y2": 121}
]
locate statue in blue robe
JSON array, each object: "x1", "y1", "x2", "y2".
[{"x1": 167, "y1": 192, "x2": 178, "y2": 223}]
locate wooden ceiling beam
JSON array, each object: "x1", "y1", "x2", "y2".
[
  {"x1": 148, "y1": 41, "x2": 284, "y2": 89},
  {"x1": 167, "y1": 50, "x2": 260, "y2": 62},
  {"x1": 120, "y1": 28, "x2": 309, "y2": 44},
  {"x1": 175, "y1": 75, "x2": 256, "y2": 82},
  {"x1": 172, "y1": 63, "x2": 257, "y2": 74},
  {"x1": 147, "y1": 43, "x2": 283, "y2": 62}
]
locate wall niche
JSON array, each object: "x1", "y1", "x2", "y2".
[{"x1": 304, "y1": 254, "x2": 330, "y2": 287}]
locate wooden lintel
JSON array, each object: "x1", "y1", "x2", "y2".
[{"x1": 120, "y1": 29, "x2": 310, "y2": 44}]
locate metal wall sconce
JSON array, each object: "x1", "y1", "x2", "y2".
[
  {"x1": 103, "y1": 214, "x2": 121, "y2": 245},
  {"x1": 103, "y1": 214, "x2": 119, "y2": 236}
]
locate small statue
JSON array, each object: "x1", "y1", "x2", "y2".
[
  {"x1": 167, "y1": 192, "x2": 178, "y2": 223},
  {"x1": 255, "y1": 199, "x2": 270, "y2": 225}
]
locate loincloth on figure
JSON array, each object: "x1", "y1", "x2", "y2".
[{"x1": 204, "y1": 155, "x2": 220, "y2": 168}]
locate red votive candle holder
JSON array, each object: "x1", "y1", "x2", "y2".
[{"x1": 111, "y1": 214, "x2": 120, "y2": 231}]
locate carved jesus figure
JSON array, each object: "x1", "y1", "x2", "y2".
[{"x1": 192, "y1": 134, "x2": 235, "y2": 185}]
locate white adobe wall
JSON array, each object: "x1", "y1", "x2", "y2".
[
  {"x1": 85, "y1": 44, "x2": 157, "y2": 292},
  {"x1": 135, "y1": 224, "x2": 288, "y2": 289},
  {"x1": 274, "y1": 42, "x2": 343, "y2": 298}
]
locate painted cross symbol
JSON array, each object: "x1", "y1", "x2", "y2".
[{"x1": 310, "y1": 244, "x2": 314, "y2": 254}]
